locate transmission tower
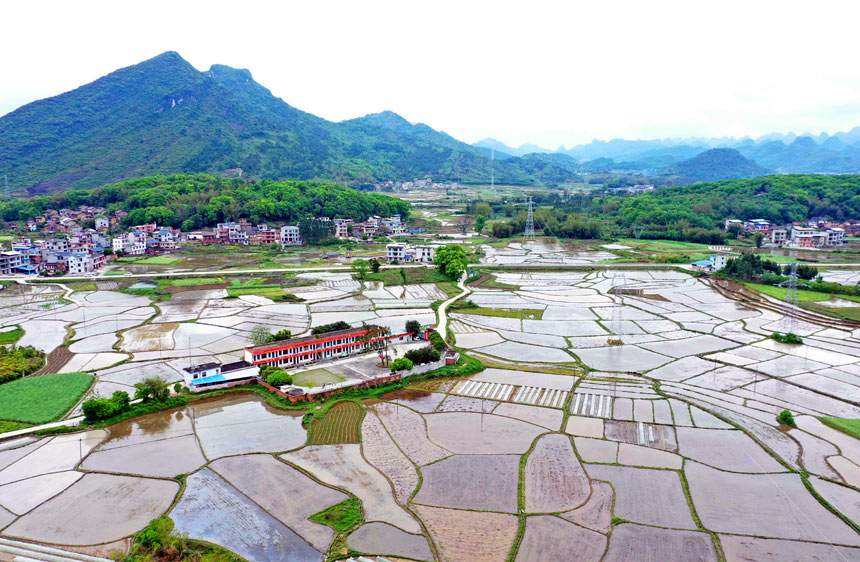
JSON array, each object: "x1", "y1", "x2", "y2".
[
  {"x1": 633, "y1": 225, "x2": 645, "y2": 240},
  {"x1": 524, "y1": 196, "x2": 535, "y2": 241},
  {"x1": 608, "y1": 270, "x2": 626, "y2": 345},
  {"x1": 778, "y1": 262, "x2": 801, "y2": 336},
  {"x1": 490, "y1": 148, "x2": 495, "y2": 190}
]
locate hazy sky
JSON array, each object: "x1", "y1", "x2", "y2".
[{"x1": 3, "y1": 0, "x2": 860, "y2": 148}]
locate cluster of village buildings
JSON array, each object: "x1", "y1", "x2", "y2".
[
  {"x1": 373, "y1": 178, "x2": 461, "y2": 192},
  {"x1": 186, "y1": 215, "x2": 411, "y2": 246},
  {"x1": 1, "y1": 207, "x2": 420, "y2": 276},
  {"x1": 725, "y1": 218, "x2": 854, "y2": 248}
]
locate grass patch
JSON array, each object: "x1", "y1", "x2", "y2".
[
  {"x1": 745, "y1": 283, "x2": 835, "y2": 302},
  {"x1": 616, "y1": 238, "x2": 716, "y2": 252},
  {"x1": 309, "y1": 497, "x2": 363, "y2": 533},
  {"x1": 308, "y1": 401, "x2": 364, "y2": 445},
  {"x1": 134, "y1": 255, "x2": 181, "y2": 265},
  {"x1": 0, "y1": 420, "x2": 31, "y2": 433},
  {"x1": 803, "y1": 302, "x2": 860, "y2": 322},
  {"x1": 455, "y1": 306, "x2": 543, "y2": 320},
  {"x1": 0, "y1": 327, "x2": 23, "y2": 345},
  {"x1": 226, "y1": 285, "x2": 285, "y2": 298},
  {"x1": 0, "y1": 372, "x2": 94, "y2": 424},
  {"x1": 120, "y1": 516, "x2": 243, "y2": 562},
  {"x1": 293, "y1": 368, "x2": 345, "y2": 388},
  {"x1": 821, "y1": 416, "x2": 860, "y2": 439},
  {"x1": 103, "y1": 269, "x2": 128, "y2": 276}
]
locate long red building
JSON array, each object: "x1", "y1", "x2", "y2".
[{"x1": 243, "y1": 325, "x2": 413, "y2": 368}]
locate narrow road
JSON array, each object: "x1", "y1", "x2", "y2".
[{"x1": 436, "y1": 273, "x2": 471, "y2": 343}]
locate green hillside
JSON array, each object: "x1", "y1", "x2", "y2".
[
  {"x1": 0, "y1": 52, "x2": 576, "y2": 192},
  {"x1": 607, "y1": 174, "x2": 860, "y2": 230}
]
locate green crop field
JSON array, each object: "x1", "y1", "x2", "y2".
[
  {"x1": 821, "y1": 416, "x2": 860, "y2": 439},
  {"x1": 103, "y1": 270, "x2": 128, "y2": 276},
  {"x1": 455, "y1": 307, "x2": 543, "y2": 320},
  {"x1": 616, "y1": 238, "x2": 717, "y2": 252},
  {"x1": 160, "y1": 277, "x2": 223, "y2": 287},
  {"x1": 0, "y1": 327, "x2": 24, "y2": 345},
  {"x1": 0, "y1": 372, "x2": 94, "y2": 424},
  {"x1": 308, "y1": 401, "x2": 364, "y2": 445},
  {"x1": 745, "y1": 283, "x2": 851, "y2": 303},
  {"x1": 226, "y1": 285, "x2": 285, "y2": 298},
  {"x1": 293, "y1": 368, "x2": 345, "y2": 388},
  {"x1": 135, "y1": 255, "x2": 181, "y2": 265}
]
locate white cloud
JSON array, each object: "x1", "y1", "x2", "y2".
[{"x1": 1, "y1": 0, "x2": 859, "y2": 148}]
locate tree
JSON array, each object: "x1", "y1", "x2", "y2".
[
  {"x1": 405, "y1": 346, "x2": 440, "y2": 365},
  {"x1": 248, "y1": 325, "x2": 273, "y2": 346},
  {"x1": 434, "y1": 245, "x2": 468, "y2": 279},
  {"x1": 357, "y1": 323, "x2": 392, "y2": 365},
  {"x1": 299, "y1": 218, "x2": 335, "y2": 245},
  {"x1": 351, "y1": 259, "x2": 370, "y2": 280},
  {"x1": 475, "y1": 215, "x2": 487, "y2": 233},
  {"x1": 752, "y1": 232, "x2": 764, "y2": 248},
  {"x1": 405, "y1": 319, "x2": 422, "y2": 334},
  {"x1": 271, "y1": 329, "x2": 292, "y2": 341},
  {"x1": 369, "y1": 258, "x2": 381, "y2": 273},
  {"x1": 133, "y1": 377, "x2": 170, "y2": 403}
]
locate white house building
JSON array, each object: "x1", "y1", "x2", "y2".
[
  {"x1": 279, "y1": 225, "x2": 303, "y2": 246},
  {"x1": 387, "y1": 243, "x2": 406, "y2": 262}
]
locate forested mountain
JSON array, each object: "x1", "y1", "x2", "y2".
[
  {"x1": 666, "y1": 149, "x2": 769, "y2": 182},
  {"x1": 0, "y1": 52, "x2": 577, "y2": 193},
  {"x1": 0, "y1": 173, "x2": 410, "y2": 230}
]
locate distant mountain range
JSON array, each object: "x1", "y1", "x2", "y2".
[
  {"x1": 2, "y1": 50, "x2": 860, "y2": 194},
  {"x1": 475, "y1": 128, "x2": 860, "y2": 175}
]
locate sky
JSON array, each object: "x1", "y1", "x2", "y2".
[{"x1": 2, "y1": 0, "x2": 860, "y2": 149}]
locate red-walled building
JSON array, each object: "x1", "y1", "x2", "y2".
[{"x1": 243, "y1": 326, "x2": 413, "y2": 368}]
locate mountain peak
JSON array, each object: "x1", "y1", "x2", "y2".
[{"x1": 668, "y1": 148, "x2": 769, "y2": 181}]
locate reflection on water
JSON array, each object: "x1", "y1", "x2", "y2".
[{"x1": 101, "y1": 394, "x2": 305, "y2": 453}]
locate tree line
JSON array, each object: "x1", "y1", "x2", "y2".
[{"x1": 0, "y1": 173, "x2": 410, "y2": 230}]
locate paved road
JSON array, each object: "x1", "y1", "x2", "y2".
[
  {"x1": 436, "y1": 273, "x2": 471, "y2": 343},
  {"x1": 5, "y1": 260, "x2": 860, "y2": 284}
]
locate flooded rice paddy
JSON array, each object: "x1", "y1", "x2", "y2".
[{"x1": 0, "y1": 267, "x2": 859, "y2": 559}]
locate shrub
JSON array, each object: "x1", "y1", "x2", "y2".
[
  {"x1": 429, "y1": 331, "x2": 446, "y2": 352},
  {"x1": 82, "y1": 390, "x2": 131, "y2": 423},
  {"x1": 312, "y1": 321, "x2": 351, "y2": 335},
  {"x1": 771, "y1": 332, "x2": 803, "y2": 344},
  {"x1": 405, "y1": 346, "x2": 441, "y2": 365},
  {"x1": 267, "y1": 370, "x2": 292, "y2": 387},
  {"x1": 777, "y1": 409, "x2": 796, "y2": 427},
  {"x1": 390, "y1": 358, "x2": 413, "y2": 372}
]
